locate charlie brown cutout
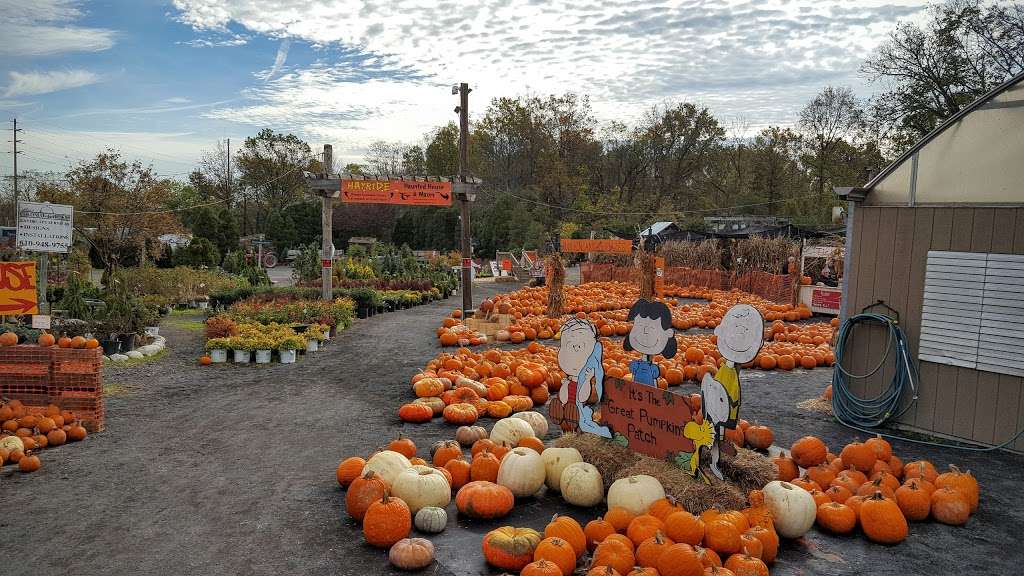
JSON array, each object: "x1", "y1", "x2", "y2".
[
  {"x1": 549, "y1": 318, "x2": 612, "y2": 438},
  {"x1": 684, "y1": 304, "x2": 763, "y2": 481}
]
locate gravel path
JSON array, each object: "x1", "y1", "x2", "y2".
[{"x1": 3, "y1": 278, "x2": 1022, "y2": 576}]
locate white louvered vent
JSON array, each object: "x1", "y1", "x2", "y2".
[{"x1": 919, "y1": 251, "x2": 1024, "y2": 377}]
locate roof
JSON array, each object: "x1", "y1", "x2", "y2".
[
  {"x1": 640, "y1": 222, "x2": 677, "y2": 237},
  {"x1": 838, "y1": 69, "x2": 1024, "y2": 201}
]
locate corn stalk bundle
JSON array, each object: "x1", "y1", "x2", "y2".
[
  {"x1": 546, "y1": 254, "x2": 566, "y2": 318},
  {"x1": 659, "y1": 240, "x2": 722, "y2": 270},
  {"x1": 636, "y1": 249, "x2": 656, "y2": 300},
  {"x1": 733, "y1": 237, "x2": 799, "y2": 274}
]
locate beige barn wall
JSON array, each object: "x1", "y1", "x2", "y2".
[{"x1": 842, "y1": 205, "x2": 1024, "y2": 451}]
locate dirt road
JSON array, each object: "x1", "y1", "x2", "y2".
[{"x1": 3, "y1": 280, "x2": 1022, "y2": 575}]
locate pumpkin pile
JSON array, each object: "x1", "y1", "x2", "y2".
[
  {"x1": 769, "y1": 435, "x2": 979, "y2": 547},
  {"x1": 490, "y1": 484, "x2": 778, "y2": 576},
  {"x1": 438, "y1": 282, "x2": 829, "y2": 349},
  {"x1": 0, "y1": 331, "x2": 99, "y2": 350},
  {"x1": 1, "y1": 400, "x2": 89, "y2": 474}
]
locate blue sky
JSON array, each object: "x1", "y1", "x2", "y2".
[{"x1": 1, "y1": 0, "x2": 930, "y2": 177}]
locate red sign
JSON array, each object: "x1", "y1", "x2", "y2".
[
  {"x1": 501, "y1": 260, "x2": 512, "y2": 271},
  {"x1": 321, "y1": 259, "x2": 332, "y2": 268},
  {"x1": 560, "y1": 239, "x2": 633, "y2": 254},
  {"x1": 341, "y1": 180, "x2": 452, "y2": 206},
  {"x1": 0, "y1": 261, "x2": 38, "y2": 314},
  {"x1": 461, "y1": 258, "x2": 472, "y2": 268},
  {"x1": 811, "y1": 288, "x2": 841, "y2": 312},
  {"x1": 600, "y1": 377, "x2": 695, "y2": 462}
]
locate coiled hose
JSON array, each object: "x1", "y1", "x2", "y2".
[
  {"x1": 831, "y1": 313, "x2": 919, "y2": 428},
  {"x1": 831, "y1": 312, "x2": 1024, "y2": 451}
]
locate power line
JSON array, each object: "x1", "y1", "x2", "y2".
[{"x1": 498, "y1": 188, "x2": 833, "y2": 218}]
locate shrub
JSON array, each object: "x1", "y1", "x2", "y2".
[{"x1": 206, "y1": 315, "x2": 239, "y2": 339}]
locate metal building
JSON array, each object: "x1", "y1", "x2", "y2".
[{"x1": 837, "y1": 70, "x2": 1024, "y2": 451}]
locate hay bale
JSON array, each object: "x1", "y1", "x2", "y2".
[
  {"x1": 552, "y1": 433, "x2": 639, "y2": 490},
  {"x1": 556, "y1": 433, "x2": 776, "y2": 514},
  {"x1": 798, "y1": 397, "x2": 833, "y2": 414}
]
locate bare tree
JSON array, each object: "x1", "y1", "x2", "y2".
[{"x1": 798, "y1": 86, "x2": 864, "y2": 197}]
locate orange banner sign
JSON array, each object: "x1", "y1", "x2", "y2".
[
  {"x1": 0, "y1": 261, "x2": 39, "y2": 314},
  {"x1": 559, "y1": 239, "x2": 634, "y2": 254},
  {"x1": 341, "y1": 180, "x2": 453, "y2": 206}
]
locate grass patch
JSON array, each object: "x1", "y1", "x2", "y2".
[
  {"x1": 104, "y1": 381, "x2": 134, "y2": 396},
  {"x1": 164, "y1": 317, "x2": 205, "y2": 332}
]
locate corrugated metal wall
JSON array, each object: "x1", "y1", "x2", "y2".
[{"x1": 843, "y1": 205, "x2": 1024, "y2": 451}]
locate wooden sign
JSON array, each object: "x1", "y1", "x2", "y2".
[
  {"x1": 600, "y1": 377, "x2": 696, "y2": 463},
  {"x1": 0, "y1": 261, "x2": 39, "y2": 314},
  {"x1": 341, "y1": 179, "x2": 453, "y2": 206},
  {"x1": 560, "y1": 239, "x2": 633, "y2": 254}
]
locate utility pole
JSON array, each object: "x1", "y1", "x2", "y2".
[
  {"x1": 456, "y1": 82, "x2": 474, "y2": 316},
  {"x1": 7, "y1": 118, "x2": 23, "y2": 226},
  {"x1": 226, "y1": 138, "x2": 232, "y2": 206},
  {"x1": 321, "y1": 144, "x2": 334, "y2": 301}
]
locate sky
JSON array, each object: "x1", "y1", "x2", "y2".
[{"x1": 0, "y1": 0, "x2": 931, "y2": 178}]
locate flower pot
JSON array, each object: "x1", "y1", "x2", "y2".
[
  {"x1": 198, "y1": 301, "x2": 209, "y2": 309},
  {"x1": 357, "y1": 307, "x2": 368, "y2": 319},
  {"x1": 255, "y1": 349, "x2": 272, "y2": 364},
  {"x1": 145, "y1": 326, "x2": 160, "y2": 337},
  {"x1": 280, "y1": 349, "x2": 297, "y2": 364},
  {"x1": 233, "y1": 350, "x2": 252, "y2": 363},
  {"x1": 116, "y1": 333, "x2": 136, "y2": 352},
  {"x1": 210, "y1": 349, "x2": 228, "y2": 363},
  {"x1": 100, "y1": 339, "x2": 121, "y2": 356},
  {"x1": 306, "y1": 339, "x2": 319, "y2": 353},
  {"x1": 329, "y1": 325, "x2": 337, "y2": 338}
]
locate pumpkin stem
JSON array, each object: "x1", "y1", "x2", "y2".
[{"x1": 868, "y1": 491, "x2": 886, "y2": 501}]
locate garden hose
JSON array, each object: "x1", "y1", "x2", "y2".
[{"x1": 831, "y1": 312, "x2": 1024, "y2": 452}]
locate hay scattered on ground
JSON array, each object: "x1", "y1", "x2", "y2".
[
  {"x1": 798, "y1": 397, "x2": 833, "y2": 414},
  {"x1": 553, "y1": 433, "x2": 776, "y2": 514}
]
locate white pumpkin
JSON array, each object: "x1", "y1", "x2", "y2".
[
  {"x1": 392, "y1": 466, "x2": 452, "y2": 514},
  {"x1": 607, "y1": 475, "x2": 666, "y2": 515},
  {"x1": 512, "y1": 411, "x2": 549, "y2": 438},
  {"x1": 541, "y1": 447, "x2": 584, "y2": 491},
  {"x1": 414, "y1": 506, "x2": 448, "y2": 534},
  {"x1": 763, "y1": 480, "x2": 817, "y2": 538},
  {"x1": 497, "y1": 447, "x2": 546, "y2": 497},
  {"x1": 364, "y1": 450, "x2": 412, "y2": 485},
  {"x1": 490, "y1": 417, "x2": 536, "y2": 447},
  {"x1": 0, "y1": 434, "x2": 25, "y2": 454},
  {"x1": 559, "y1": 462, "x2": 604, "y2": 507}
]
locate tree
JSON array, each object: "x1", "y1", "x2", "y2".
[
  {"x1": 862, "y1": 0, "x2": 1024, "y2": 153},
  {"x1": 235, "y1": 129, "x2": 318, "y2": 234},
  {"x1": 425, "y1": 123, "x2": 459, "y2": 176},
  {"x1": 798, "y1": 86, "x2": 864, "y2": 197},
  {"x1": 36, "y1": 151, "x2": 179, "y2": 272},
  {"x1": 749, "y1": 127, "x2": 806, "y2": 217},
  {"x1": 172, "y1": 237, "x2": 220, "y2": 268}
]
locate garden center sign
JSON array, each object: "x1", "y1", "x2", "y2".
[
  {"x1": 0, "y1": 261, "x2": 39, "y2": 314},
  {"x1": 341, "y1": 179, "x2": 452, "y2": 206},
  {"x1": 16, "y1": 201, "x2": 74, "y2": 253}
]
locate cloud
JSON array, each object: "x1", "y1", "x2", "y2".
[
  {"x1": 258, "y1": 38, "x2": 291, "y2": 80},
  {"x1": 172, "y1": 0, "x2": 930, "y2": 155},
  {"x1": 57, "y1": 98, "x2": 236, "y2": 118},
  {"x1": 178, "y1": 34, "x2": 249, "y2": 47},
  {"x1": 0, "y1": 0, "x2": 116, "y2": 57},
  {"x1": 163, "y1": 97, "x2": 192, "y2": 104},
  {"x1": 4, "y1": 70, "x2": 101, "y2": 97}
]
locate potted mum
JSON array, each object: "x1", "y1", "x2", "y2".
[
  {"x1": 231, "y1": 336, "x2": 254, "y2": 363},
  {"x1": 205, "y1": 337, "x2": 231, "y2": 363},
  {"x1": 305, "y1": 324, "x2": 326, "y2": 352},
  {"x1": 278, "y1": 336, "x2": 303, "y2": 364},
  {"x1": 254, "y1": 336, "x2": 274, "y2": 364}
]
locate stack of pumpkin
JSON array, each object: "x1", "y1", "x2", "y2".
[
  {"x1": 487, "y1": 475, "x2": 781, "y2": 576},
  {"x1": 0, "y1": 400, "x2": 90, "y2": 474},
  {"x1": 336, "y1": 415, "x2": 552, "y2": 571},
  {"x1": 399, "y1": 347, "x2": 560, "y2": 424},
  {"x1": 437, "y1": 316, "x2": 488, "y2": 347},
  {"x1": 769, "y1": 435, "x2": 979, "y2": 547}
]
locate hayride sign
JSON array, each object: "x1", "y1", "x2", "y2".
[
  {"x1": 0, "y1": 261, "x2": 39, "y2": 314},
  {"x1": 341, "y1": 179, "x2": 452, "y2": 206}
]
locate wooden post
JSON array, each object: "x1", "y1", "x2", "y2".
[
  {"x1": 321, "y1": 144, "x2": 334, "y2": 301},
  {"x1": 457, "y1": 82, "x2": 473, "y2": 316},
  {"x1": 38, "y1": 254, "x2": 48, "y2": 314}
]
